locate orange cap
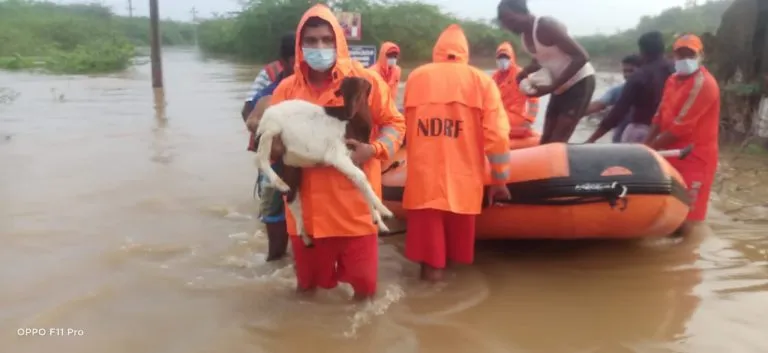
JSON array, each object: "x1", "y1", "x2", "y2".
[{"x1": 673, "y1": 34, "x2": 703, "y2": 54}]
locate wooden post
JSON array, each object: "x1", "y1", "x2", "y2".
[
  {"x1": 149, "y1": 0, "x2": 163, "y2": 88},
  {"x1": 153, "y1": 86, "x2": 167, "y2": 125}
]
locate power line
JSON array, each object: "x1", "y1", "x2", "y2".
[{"x1": 127, "y1": 0, "x2": 134, "y2": 17}]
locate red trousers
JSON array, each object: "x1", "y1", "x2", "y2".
[
  {"x1": 290, "y1": 234, "x2": 377, "y2": 296},
  {"x1": 669, "y1": 157, "x2": 715, "y2": 221},
  {"x1": 405, "y1": 209, "x2": 477, "y2": 269}
]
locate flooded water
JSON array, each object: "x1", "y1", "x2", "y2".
[{"x1": 2, "y1": 48, "x2": 767, "y2": 353}]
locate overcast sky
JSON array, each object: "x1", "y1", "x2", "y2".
[{"x1": 63, "y1": 0, "x2": 691, "y2": 36}]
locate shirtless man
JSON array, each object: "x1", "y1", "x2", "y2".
[{"x1": 497, "y1": 0, "x2": 596, "y2": 144}]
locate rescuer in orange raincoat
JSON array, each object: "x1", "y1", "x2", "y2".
[
  {"x1": 402, "y1": 24, "x2": 512, "y2": 282},
  {"x1": 644, "y1": 34, "x2": 720, "y2": 236},
  {"x1": 268, "y1": 4, "x2": 405, "y2": 299},
  {"x1": 370, "y1": 42, "x2": 402, "y2": 101},
  {"x1": 491, "y1": 42, "x2": 540, "y2": 140}
]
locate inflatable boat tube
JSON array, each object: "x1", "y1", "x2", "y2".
[
  {"x1": 381, "y1": 143, "x2": 691, "y2": 239},
  {"x1": 509, "y1": 130, "x2": 541, "y2": 150}
]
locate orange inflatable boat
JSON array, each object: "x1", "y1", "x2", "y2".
[
  {"x1": 509, "y1": 130, "x2": 541, "y2": 150},
  {"x1": 381, "y1": 143, "x2": 691, "y2": 239}
]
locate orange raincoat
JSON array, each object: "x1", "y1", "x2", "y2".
[
  {"x1": 653, "y1": 67, "x2": 720, "y2": 162},
  {"x1": 402, "y1": 24, "x2": 511, "y2": 215},
  {"x1": 269, "y1": 5, "x2": 405, "y2": 238},
  {"x1": 369, "y1": 42, "x2": 402, "y2": 101},
  {"x1": 653, "y1": 65, "x2": 720, "y2": 221},
  {"x1": 491, "y1": 42, "x2": 539, "y2": 138}
]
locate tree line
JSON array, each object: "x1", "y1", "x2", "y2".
[
  {"x1": 0, "y1": 0, "x2": 731, "y2": 74},
  {"x1": 0, "y1": 0, "x2": 196, "y2": 73},
  {"x1": 197, "y1": 0, "x2": 731, "y2": 67}
]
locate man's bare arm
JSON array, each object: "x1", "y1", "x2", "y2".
[
  {"x1": 583, "y1": 101, "x2": 608, "y2": 117},
  {"x1": 245, "y1": 95, "x2": 272, "y2": 133},
  {"x1": 517, "y1": 59, "x2": 541, "y2": 84},
  {"x1": 537, "y1": 18, "x2": 589, "y2": 89}
]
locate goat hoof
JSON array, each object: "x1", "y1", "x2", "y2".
[
  {"x1": 376, "y1": 221, "x2": 390, "y2": 233},
  {"x1": 379, "y1": 208, "x2": 394, "y2": 219},
  {"x1": 299, "y1": 234, "x2": 314, "y2": 248}
]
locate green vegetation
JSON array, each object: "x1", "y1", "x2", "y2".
[
  {"x1": 198, "y1": 0, "x2": 516, "y2": 66},
  {"x1": 578, "y1": 0, "x2": 732, "y2": 62},
  {"x1": 0, "y1": 0, "x2": 733, "y2": 74},
  {"x1": 114, "y1": 16, "x2": 196, "y2": 47},
  {"x1": 0, "y1": 0, "x2": 196, "y2": 74},
  {"x1": 198, "y1": 0, "x2": 731, "y2": 67}
]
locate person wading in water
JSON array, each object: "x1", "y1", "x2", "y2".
[
  {"x1": 266, "y1": 5, "x2": 404, "y2": 300},
  {"x1": 644, "y1": 34, "x2": 720, "y2": 236},
  {"x1": 585, "y1": 31, "x2": 674, "y2": 143},
  {"x1": 496, "y1": 0, "x2": 596, "y2": 144},
  {"x1": 241, "y1": 33, "x2": 296, "y2": 121},
  {"x1": 581, "y1": 54, "x2": 642, "y2": 143},
  {"x1": 243, "y1": 34, "x2": 296, "y2": 262}
]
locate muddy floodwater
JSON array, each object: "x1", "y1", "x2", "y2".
[{"x1": 1, "y1": 48, "x2": 767, "y2": 353}]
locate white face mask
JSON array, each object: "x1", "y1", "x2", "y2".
[
  {"x1": 302, "y1": 47, "x2": 336, "y2": 72},
  {"x1": 674, "y1": 58, "x2": 700, "y2": 76},
  {"x1": 496, "y1": 58, "x2": 511, "y2": 70},
  {"x1": 387, "y1": 58, "x2": 397, "y2": 66}
]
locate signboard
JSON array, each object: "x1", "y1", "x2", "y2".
[
  {"x1": 349, "y1": 45, "x2": 377, "y2": 68},
  {"x1": 335, "y1": 11, "x2": 362, "y2": 41}
]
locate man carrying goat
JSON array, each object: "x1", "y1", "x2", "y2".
[{"x1": 266, "y1": 4, "x2": 404, "y2": 300}]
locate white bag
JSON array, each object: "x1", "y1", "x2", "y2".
[{"x1": 519, "y1": 69, "x2": 553, "y2": 95}]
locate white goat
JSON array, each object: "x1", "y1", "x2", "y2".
[{"x1": 254, "y1": 80, "x2": 393, "y2": 248}]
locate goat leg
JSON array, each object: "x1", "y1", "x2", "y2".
[
  {"x1": 285, "y1": 190, "x2": 313, "y2": 248},
  {"x1": 326, "y1": 147, "x2": 393, "y2": 231},
  {"x1": 281, "y1": 166, "x2": 313, "y2": 248},
  {"x1": 254, "y1": 130, "x2": 290, "y2": 192}
]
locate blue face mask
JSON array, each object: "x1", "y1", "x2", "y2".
[
  {"x1": 674, "y1": 58, "x2": 699, "y2": 76},
  {"x1": 496, "y1": 58, "x2": 511, "y2": 70},
  {"x1": 302, "y1": 47, "x2": 336, "y2": 72}
]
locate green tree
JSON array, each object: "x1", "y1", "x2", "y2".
[
  {"x1": 577, "y1": 0, "x2": 732, "y2": 61},
  {"x1": 0, "y1": 0, "x2": 197, "y2": 74},
  {"x1": 197, "y1": 0, "x2": 522, "y2": 66}
]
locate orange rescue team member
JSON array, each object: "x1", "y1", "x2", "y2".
[
  {"x1": 370, "y1": 42, "x2": 402, "y2": 101},
  {"x1": 644, "y1": 34, "x2": 720, "y2": 236},
  {"x1": 268, "y1": 4, "x2": 404, "y2": 300},
  {"x1": 491, "y1": 41, "x2": 540, "y2": 140},
  {"x1": 402, "y1": 24, "x2": 512, "y2": 282}
]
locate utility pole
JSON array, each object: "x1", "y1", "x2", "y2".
[
  {"x1": 149, "y1": 0, "x2": 164, "y2": 88},
  {"x1": 127, "y1": 0, "x2": 134, "y2": 17},
  {"x1": 191, "y1": 6, "x2": 199, "y2": 47}
]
